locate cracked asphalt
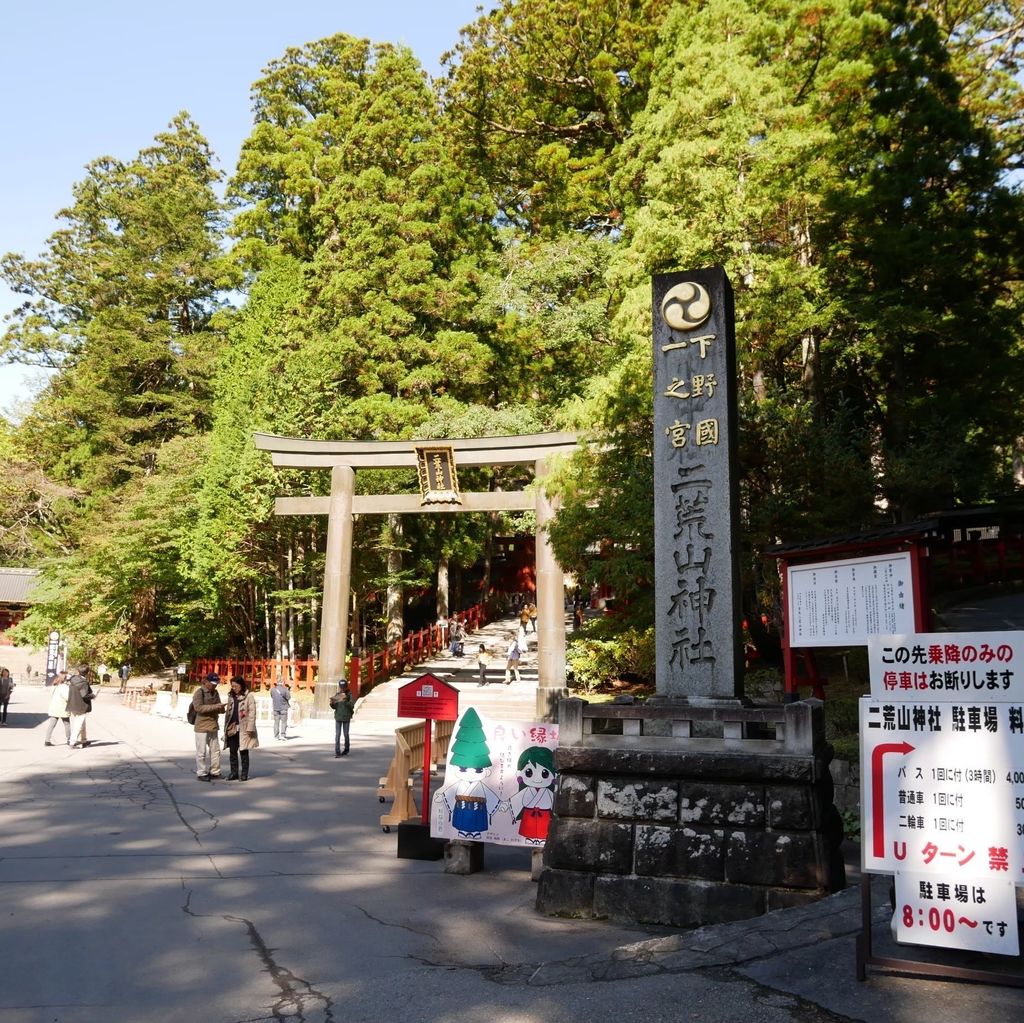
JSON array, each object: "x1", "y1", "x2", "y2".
[{"x1": 1, "y1": 683, "x2": 1021, "y2": 1022}]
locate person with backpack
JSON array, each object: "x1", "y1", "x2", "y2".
[
  {"x1": 191, "y1": 672, "x2": 226, "y2": 781},
  {"x1": 503, "y1": 635, "x2": 522, "y2": 685}
]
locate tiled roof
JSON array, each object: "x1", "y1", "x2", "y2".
[{"x1": 0, "y1": 568, "x2": 40, "y2": 604}]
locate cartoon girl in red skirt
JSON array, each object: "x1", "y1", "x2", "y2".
[{"x1": 507, "y1": 745, "x2": 556, "y2": 843}]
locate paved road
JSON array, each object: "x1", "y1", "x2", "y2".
[{"x1": 1, "y1": 683, "x2": 1022, "y2": 1022}]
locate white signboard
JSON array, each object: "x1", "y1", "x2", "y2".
[
  {"x1": 894, "y1": 871, "x2": 1019, "y2": 956},
  {"x1": 859, "y1": 696, "x2": 1024, "y2": 878},
  {"x1": 787, "y1": 552, "x2": 914, "y2": 648},
  {"x1": 868, "y1": 631, "x2": 1024, "y2": 702},
  {"x1": 430, "y1": 706, "x2": 558, "y2": 848}
]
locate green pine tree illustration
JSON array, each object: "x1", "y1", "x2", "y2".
[{"x1": 449, "y1": 707, "x2": 491, "y2": 769}]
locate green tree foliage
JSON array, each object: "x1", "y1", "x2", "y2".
[
  {"x1": 0, "y1": 422, "x2": 75, "y2": 564},
  {"x1": 2, "y1": 114, "x2": 235, "y2": 492},
  {"x1": 439, "y1": 0, "x2": 672, "y2": 236},
  {"x1": 1, "y1": 115, "x2": 234, "y2": 659},
  {"x1": 820, "y1": 0, "x2": 1024, "y2": 519},
  {"x1": 548, "y1": 0, "x2": 1022, "y2": 623},
  {"x1": 205, "y1": 38, "x2": 509, "y2": 652}
]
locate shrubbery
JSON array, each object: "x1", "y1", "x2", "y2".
[{"x1": 566, "y1": 624, "x2": 655, "y2": 694}]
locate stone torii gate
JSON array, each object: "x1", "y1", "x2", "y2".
[{"x1": 253, "y1": 431, "x2": 580, "y2": 718}]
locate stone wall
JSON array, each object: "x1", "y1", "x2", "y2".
[
  {"x1": 536, "y1": 698, "x2": 846, "y2": 927},
  {"x1": 830, "y1": 758, "x2": 861, "y2": 814}
]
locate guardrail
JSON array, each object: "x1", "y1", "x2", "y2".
[{"x1": 190, "y1": 603, "x2": 489, "y2": 699}]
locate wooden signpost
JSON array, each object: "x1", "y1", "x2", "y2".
[{"x1": 396, "y1": 673, "x2": 460, "y2": 825}]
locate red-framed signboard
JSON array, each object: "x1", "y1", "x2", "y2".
[{"x1": 397, "y1": 673, "x2": 460, "y2": 721}]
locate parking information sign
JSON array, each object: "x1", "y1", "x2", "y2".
[
  {"x1": 894, "y1": 871, "x2": 1019, "y2": 956},
  {"x1": 862, "y1": 630, "x2": 1024, "y2": 956}
]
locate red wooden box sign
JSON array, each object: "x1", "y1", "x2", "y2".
[{"x1": 397, "y1": 673, "x2": 460, "y2": 722}]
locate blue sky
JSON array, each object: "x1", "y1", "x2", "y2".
[{"x1": 0, "y1": 0, "x2": 484, "y2": 420}]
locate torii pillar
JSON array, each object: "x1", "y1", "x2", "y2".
[{"x1": 254, "y1": 432, "x2": 578, "y2": 719}]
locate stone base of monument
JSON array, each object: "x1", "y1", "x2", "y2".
[
  {"x1": 535, "y1": 698, "x2": 845, "y2": 927},
  {"x1": 396, "y1": 822, "x2": 446, "y2": 861},
  {"x1": 444, "y1": 839, "x2": 485, "y2": 874}
]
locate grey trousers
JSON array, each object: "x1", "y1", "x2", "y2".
[{"x1": 45, "y1": 716, "x2": 71, "y2": 743}]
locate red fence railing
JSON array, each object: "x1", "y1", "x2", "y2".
[{"x1": 190, "y1": 603, "x2": 489, "y2": 700}]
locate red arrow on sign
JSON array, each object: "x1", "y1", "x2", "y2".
[{"x1": 871, "y1": 741, "x2": 915, "y2": 859}]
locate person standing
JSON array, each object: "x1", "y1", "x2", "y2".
[
  {"x1": 449, "y1": 619, "x2": 465, "y2": 657},
  {"x1": 330, "y1": 681, "x2": 353, "y2": 757},
  {"x1": 270, "y1": 676, "x2": 290, "y2": 741},
  {"x1": 44, "y1": 671, "x2": 71, "y2": 746},
  {"x1": 476, "y1": 644, "x2": 489, "y2": 686},
  {"x1": 192, "y1": 673, "x2": 226, "y2": 781},
  {"x1": 66, "y1": 665, "x2": 94, "y2": 748},
  {"x1": 0, "y1": 668, "x2": 14, "y2": 724},
  {"x1": 118, "y1": 663, "x2": 131, "y2": 693},
  {"x1": 504, "y1": 635, "x2": 522, "y2": 685},
  {"x1": 527, "y1": 602, "x2": 538, "y2": 634},
  {"x1": 224, "y1": 676, "x2": 259, "y2": 781}
]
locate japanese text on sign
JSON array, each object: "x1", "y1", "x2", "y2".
[
  {"x1": 868, "y1": 631, "x2": 1022, "y2": 702},
  {"x1": 859, "y1": 695, "x2": 1024, "y2": 879},
  {"x1": 787, "y1": 553, "x2": 915, "y2": 648},
  {"x1": 894, "y1": 871, "x2": 1019, "y2": 956}
]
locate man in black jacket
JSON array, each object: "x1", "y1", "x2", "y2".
[{"x1": 67, "y1": 665, "x2": 94, "y2": 748}]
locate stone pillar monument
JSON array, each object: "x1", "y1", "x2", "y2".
[
  {"x1": 316, "y1": 464, "x2": 355, "y2": 717},
  {"x1": 535, "y1": 266, "x2": 846, "y2": 928},
  {"x1": 652, "y1": 267, "x2": 743, "y2": 699},
  {"x1": 535, "y1": 457, "x2": 567, "y2": 718}
]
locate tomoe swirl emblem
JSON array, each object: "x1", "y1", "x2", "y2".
[{"x1": 661, "y1": 282, "x2": 711, "y2": 331}]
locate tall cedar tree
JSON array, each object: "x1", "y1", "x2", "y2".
[
  {"x1": 1, "y1": 115, "x2": 233, "y2": 661},
  {"x1": 821, "y1": 0, "x2": 1024, "y2": 520}
]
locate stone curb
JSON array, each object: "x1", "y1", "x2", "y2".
[{"x1": 492, "y1": 880, "x2": 890, "y2": 986}]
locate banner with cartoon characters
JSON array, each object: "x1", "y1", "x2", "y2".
[{"x1": 430, "y1": 707, "x2": 559, "y2": 847}]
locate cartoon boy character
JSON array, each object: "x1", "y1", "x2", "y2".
[
  {"x1": 506, "y1": 745, "x2": 556, "y2": 844},
  {"x1": 436, "y1": 708, "x2": 501, "y2": 839}
]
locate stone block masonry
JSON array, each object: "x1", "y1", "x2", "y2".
[{"x1": 536, "y1": 698, "x2": 846, "y2": 927}]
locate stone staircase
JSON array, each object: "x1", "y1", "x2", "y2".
[{"x1": 354, "y1": 615, "x2": 542, "y2": 734}]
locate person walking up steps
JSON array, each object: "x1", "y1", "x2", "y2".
[{"x1": 504, "y1": 635, "x2": 522, "y2": 685}]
